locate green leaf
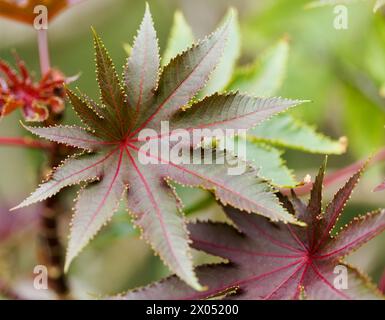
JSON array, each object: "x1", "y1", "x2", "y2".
[
  {"x1": 238, "y1": 138, "x2": 296, "y2": 187},
  {"x1": 227, "y1": 37, "x2": 289, "y2": 97},
  {"x1": 162, "y1": 11, "x2": 194, "y2": 66},
  {"x1": 163, "y1": 8, "x2": 240, "y2": 96},
  {"x1": 249, "y1": 114, "x2": 347, "y2": 154},
  {"x1": 90, "y1": 209, "x2": 138, "y2": 248},
  {"x1": 374, "y1": 0, "x2": 385, "y2": 12},
  {"x1": 123, "y1": 43, "x2": 132, "y2": 56},
  {"x1": 174, "y1": 185, "x2": 214, "y2": 216},
  {"x1": 226, "y1": 37, "x2": 345, "y2": 156},
  {"x1": 343, "y1": 84, "x2": 385, "y2": 157},
  {"x1": 200, "y1": 8, "x2": 241, "y2": 96}
]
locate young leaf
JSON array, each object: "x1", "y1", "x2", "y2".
[
  {"x1": 226, "y1": 38, "x2": 346, "y2": 155},
  {"x1": 200, "y1": 8, "x2": 241, "y2": 97},
  {"x1": 162, "y1": 11, "x2": 195, "y2": 66},
  {"x1": 227, "y1": 37, "x2": 289, "y2": 97},
  {"x1": 118, "y1": 162, "x2": 385, "y2": 300},
  {"x1": 15, "y1": 5, "x2": 304, "y2": 290},
  {"x1": 238, "y1": 139, "x2": 296, "y2": 187},
  {"x1": 163, "y1": 8, "x2": 240, "y2": 97}
]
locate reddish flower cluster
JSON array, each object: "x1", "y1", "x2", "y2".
[{"x1": 0, "y1": 57, "x2": 66, "y2": 121}]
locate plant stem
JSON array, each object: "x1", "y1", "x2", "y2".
[
  {"x1": 38, "y1": 141, "x2": 70, "y2": 299},
  {"x1": 379, "y1": 269, "x2": 385, "y2": 294},
  {"x1": 37, "y1": 29, "x2": 50, "y2": 75},
  {"x1": 36, "y1": 26, "x2": 70, "y2": 298},
  {"x1": 281, "y1": 147, "x2": 385, "y2": 196},
  {"x1": 0, "y1": 136, "x2": 52, "y2": 150}
]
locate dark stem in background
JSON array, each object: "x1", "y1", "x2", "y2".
[
  {"x1": 36, "y1": 29, "x2": 70, "y2": 298},
  {"x1": 38, "y1": 138, "x2": 69, "y2": 298},
  {"x1": 379, "y1": 269, "x2": 385, "y2": 294},
  {"x1": 0, "y1": 26, "x2": 70, "y2": 298},
  {"x1": 37, "y1": 29, "x2": 50, "y2": 75}
]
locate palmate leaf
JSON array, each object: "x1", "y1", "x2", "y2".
[
  {"x1": 14, "y1": 5, "x2": 305, "y2": 289},
  {"x1": 117, "y1": 161, "x2": 385, "y2": 300},
  {"x1": 227, "y1": 37, "x2": 290, "y2": 98}
]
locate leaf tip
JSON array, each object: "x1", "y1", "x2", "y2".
[
  {"x1": 227, "y1": 6, "x2": 238, "y2": 19},
  {"x1": 90, "y1": 26, "x2": 97, "y2": 37},
  {"x1": 64, "y1": 253, "x2": 74, "y2": 274},
  {"x1": 338, "y1": 136, "x2": 348, "y2": 153},
  {"x1": 19, "y1": 120, "x2": 33, "y2": 133},
  {"x1": 373, "y1": 182, "x2": 385, "y2": 192},
  {"x1": 9, "y1": 205, "x2": 20, "y2": 212},
  {"x1": 145, "y1": 1, "x2": 150, "y2": 11}
]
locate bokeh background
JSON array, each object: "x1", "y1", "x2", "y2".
[{"x1": 0, "y1": 0, "x2": 385, "y2": 298}]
